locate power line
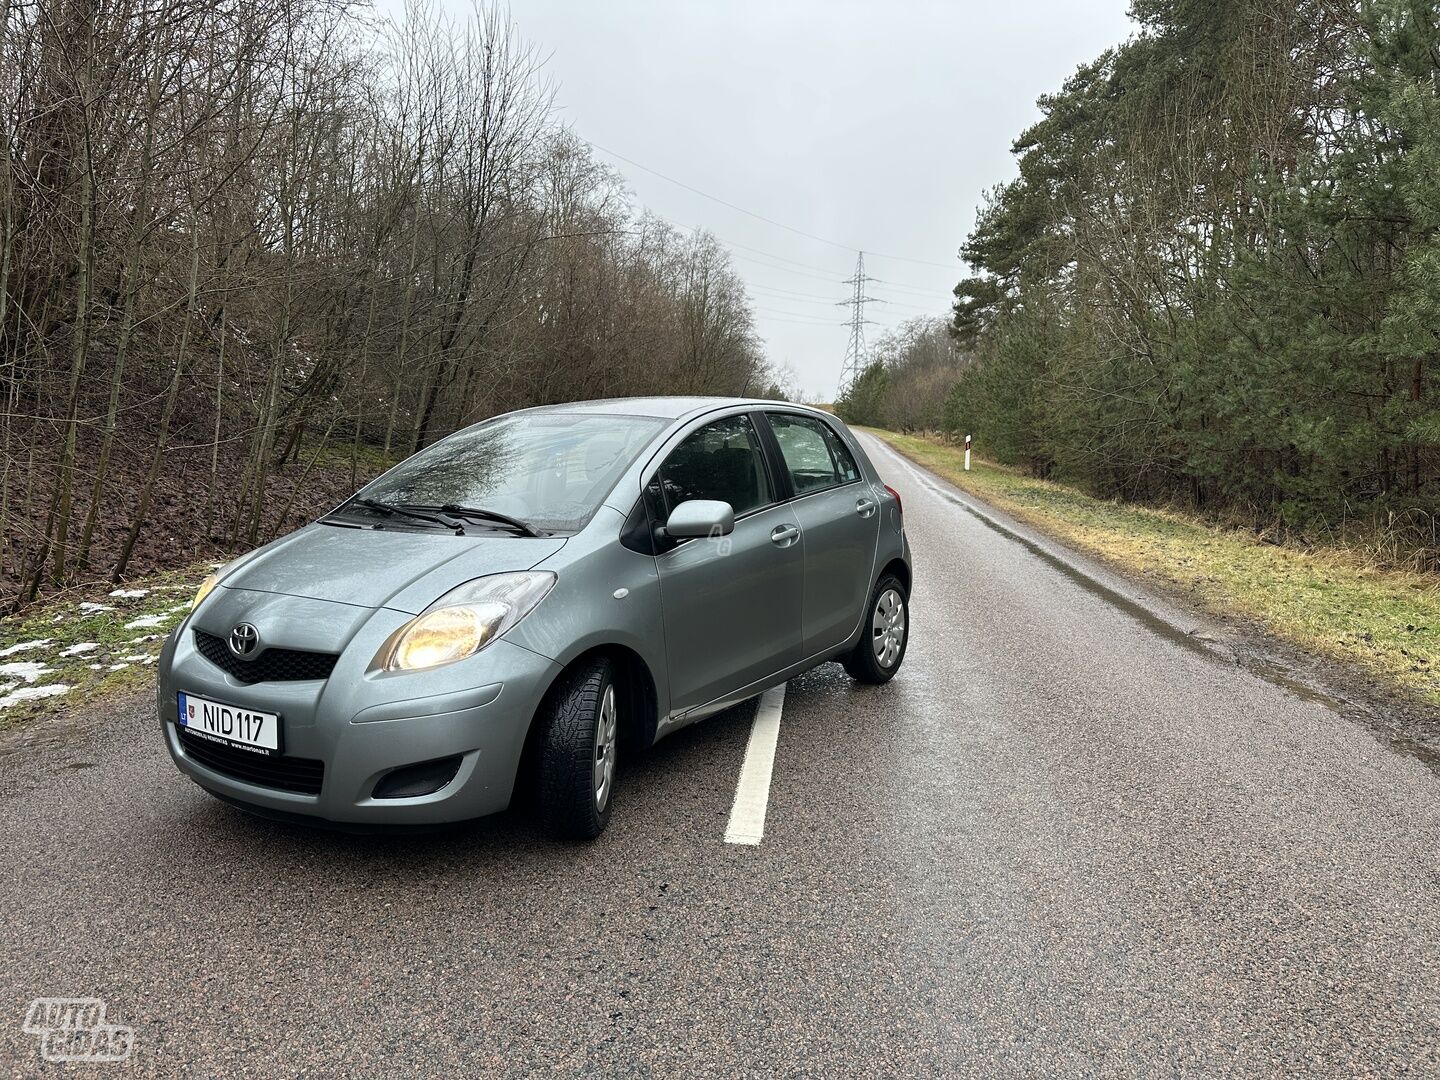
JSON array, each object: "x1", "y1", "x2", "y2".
[
  {"x1": 727, "y1": 252, "x2": 851, "y2": 285},
  {"x1": 755, "y1": 314, "x2": 850, "y2": 328},
  {"x1": 871, "y1": 278, "x2": 956, "y2": 298},
  {"x1": 708, "y1": 235, "x2": 851, "y2": 276},
  {"x1": 748, "y1": 290, "x2": 841, "y2": 307},
  {"x1": 746, "y1": 282, "x2": 847, "y2": 301},
  {"x1": 714, "y1": 230, "x2": 957, "y2": 293},
  {"x1": 668, "y1": 219, "x2": 956, "y2": 298},
  {"x1": 751, "y1": 304, "x2": 845, "y2": 325},
  {"x1": 594, "y1": 163, "x2": 953, "y2": 353},
  {"x1": 667, "y1": 221, "x2": 847, "y2": 277},
  {"x1": 734, "y1": 251, "x2": 955, "y2": 298},
  {"x1": 585, "y1": 137, "x2": 962, "y2": 270},
  {"x1": 854, "y1": 295, "x2": 938, "y2": 313},
  {"x1": 751, "y1": 287, "x2": 938, "y2": 315}
]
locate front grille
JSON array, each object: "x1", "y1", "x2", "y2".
[
  {"x1": 178, "y1": 728, "x2": 324, "y2": 795},
  {"x1": 193, "y1": 630, "x2": 338, "y2": 685}
]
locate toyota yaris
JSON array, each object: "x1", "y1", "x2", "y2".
[{"x1": 158, "y1": 398, "x2": 912, "y2": 838}]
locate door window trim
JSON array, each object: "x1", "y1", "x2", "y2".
[
  {"x1": 642, "y1": 410, "x2": 786, "y2": 555},
  {"x1": 755, "y1": 409, "x2": 866, "y2": 503}
]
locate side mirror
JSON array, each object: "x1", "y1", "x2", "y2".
[{"x1": 663, "y1": 499, "x2": 735, "y2": 539}]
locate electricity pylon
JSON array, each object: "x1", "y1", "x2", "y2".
[{"x1": 837, "y1": 251, "x2": 880, "y2": 398}]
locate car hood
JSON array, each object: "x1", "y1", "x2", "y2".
[{"x1": 218, "y1": 523, "x2": 568, "y2": 615}]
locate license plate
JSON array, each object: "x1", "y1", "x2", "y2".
[{"x1": 177, "y1": 692, "x2": 281, "y2": 756}]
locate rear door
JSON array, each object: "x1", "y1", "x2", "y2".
[
  {"x1": 759, "y1": 411, "x2": 879, "y2": 657},
  {"x1": 651, "y1": 412, "x2": 805, "y2": 712}
]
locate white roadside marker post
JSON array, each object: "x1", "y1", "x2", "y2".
[{"x1": 964, "y1": 434, "x2": 972, "y2": 471}]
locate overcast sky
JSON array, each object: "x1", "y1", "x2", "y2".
[{"x1": 431, "y1": 1, "x2": 1136, "y2": 399}]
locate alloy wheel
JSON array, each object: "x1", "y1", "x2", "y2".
[
  {"x1": 593, "y1": 684, "x2": 617, "y2": 811},
  {"x1": 872, "y1": 588, "x2": 906, "y2": 668}
]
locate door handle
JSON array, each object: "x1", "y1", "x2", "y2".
[
  {"x1": 856, "y1": 497, "x2": 877, "y2": 518},
  {"x1": 770, "y1": 523, "x2": 800, "y2": 546}
]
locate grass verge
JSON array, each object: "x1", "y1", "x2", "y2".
[
  {"x1": 0, "y1": 563, "x2": 211, "y2": 728},
  {"x1": 866, "y1": 428, "x2": 1440, "y2": 708}
]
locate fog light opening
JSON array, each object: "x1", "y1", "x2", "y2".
[{"x1": 372, "y1": 755, "x2": 464, "y2": 800}]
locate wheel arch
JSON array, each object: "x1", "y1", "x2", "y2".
[
  {"x1": 512, "y1": 643, "x2": 661, "y2": 805},
  {"x1": 879, "y1": 556, "x2": 911, "y2": 595}
]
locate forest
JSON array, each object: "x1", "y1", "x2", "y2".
[
  {"x1": 842, "y1": 0, "x2": 1440, "y2": 569},
  {"x1": 833, "y1": 316, "x2": 970, "y2": 434},
  {"x1": 0, "y1": 0, "x2": 780, "y2": 609}
]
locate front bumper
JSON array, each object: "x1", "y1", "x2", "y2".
[{"x1": 157, "y1": 592, "x2": 561, "y2": 825}]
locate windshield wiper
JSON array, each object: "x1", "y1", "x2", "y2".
[
  {"x1": 349, "y1": 498, "x2": 462, "y2": 533},
  {"x1": 435, "y1": 504, "x2": 542, "y2": 538}
]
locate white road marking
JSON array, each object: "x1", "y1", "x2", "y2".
[{"x1": 724, "y1": 683, "x2": 786, "y2": 846}]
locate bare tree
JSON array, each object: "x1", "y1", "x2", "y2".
[{"x1": 0, "y1": 0, "x2": 778, "y2": 609}]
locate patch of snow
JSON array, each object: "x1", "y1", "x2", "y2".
[
  {"x1": 109, "y1": 588, "x2": 150, "y2": 598},
  {"x1": 59, "y1": 642, "x2": 100, "y2": 657},
  {"x1": 0, "y1": 684, "x2": 72, "y2": 708},
  {"x1": 123, "y1": 614, "x2": 171, "y2": 630},
  {"x1": 0, "y1": 661, "x2": 52, "y2": 683},
  {"x1": 107, "y1": 663, "x2": 130, "y2": 672},
  {"x1": 87, "y1": 664, "x2": 104, "y2": 671},
  {"x1": 0, "y1": 639, "x2": 54, "y2": 658},
  {"x1": 164, "y1": 603, "x2": 192, "y2": 614},
  {"x1": 155, "y1": 584, "x2": 192, "y2": 592},
  {"x1": 126, "y1": 634, "x2": 163, "y2": 644},
  {"x1": 78, "y1": 602, "x2": 117, "y2": 613},
  {"x1": 119, "y1": 653, "x2": 156, "y2": 664}
]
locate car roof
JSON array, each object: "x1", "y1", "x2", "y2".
[{"x1": 522, "y1": 396, "x2": 831, "y2": 423}]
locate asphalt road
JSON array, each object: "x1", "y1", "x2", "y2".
[{"x1": 3, "y1": 435, "x2": 1439, "y2": 1078}]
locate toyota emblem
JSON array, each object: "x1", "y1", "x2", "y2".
[{"x1": 228, "y1": 623, "x2": 260, "y2": 658}]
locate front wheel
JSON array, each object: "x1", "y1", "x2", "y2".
[
  {"x1": 538, "y1": 658, "x2": 618, "y2": 840},
  {"x1": 842, "y1": 574, "x2": 909, "y2": 684}
]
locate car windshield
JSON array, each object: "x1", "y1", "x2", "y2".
[{"x1": 351, "y1": 412, "x2": 668, "y2": 533}]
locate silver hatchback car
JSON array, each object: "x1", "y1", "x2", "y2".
[{"x1": 158, "y1": 398, "x2": 912, "y2": 838}]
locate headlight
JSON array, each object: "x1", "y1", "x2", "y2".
[
  {"x1": 380, "y1": 571, "x2": 556, "y2": 672},
  {"x1": 191, "y1": 572, "x2": 221, "y2": 611},
  {"x1": 190, "y1": 548, "x2": 263, "y2": 611}
]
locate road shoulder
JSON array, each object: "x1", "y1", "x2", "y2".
[{"x1": 862, "y1": 429, "x2": 1440, "y2": 771}]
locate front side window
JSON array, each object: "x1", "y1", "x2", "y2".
[
  {"x1": 768, "y1": 413, "x2": 860, "y2": 494},
  {"x1": 656, "y1": 414, "x2": 772, "y2": 516},
  {"x1": 356, "y1": 412, "x2": 668, "y2": 533}
]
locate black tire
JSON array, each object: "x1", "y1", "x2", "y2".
[
  {"x1": 842, "y1": 573, "x2": 909, "y2": 684},
  {"x1": 538, "y1": 657, "x2": 618, "y2": 840}
]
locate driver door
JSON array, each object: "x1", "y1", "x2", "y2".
[{"x1": 651, "y1": 413, "x2": 804, "y2": 713}]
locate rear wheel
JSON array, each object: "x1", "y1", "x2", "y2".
[
  {"x1": 538, "y1": 658, "x2": 618, "y2": 840},
  {"x1": 842, "y1": 574, "x2": 909, "y2": 684}
]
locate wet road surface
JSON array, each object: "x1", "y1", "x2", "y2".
[{"x1": 3, "y1": 435, "x2": 1439, "y2": 1077}]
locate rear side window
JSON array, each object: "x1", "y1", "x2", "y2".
[
  {"x1": 819, "y1": 423, "x2": 861, "y2": 484},
  {"x1": 657, "y1": 414, "x2": 773, "y2": 516},
  {"x1": 768, "y1": 413, "x2": 861, "y2": 494}
]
